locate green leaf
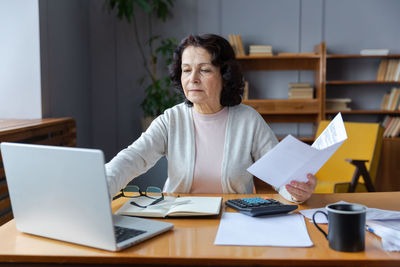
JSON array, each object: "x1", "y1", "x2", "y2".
[
  {"x1": 136, "y1": 0, "x2": 152, "y2": 13},
  {"x1": 107, "y1": 0, "x2": 178, "y2": 117},
  {"x1": 152, "y1": 0, "x2": 173, "y2": 21},
  {"x1": 148, "y1": 35, "x2": 161, "y2": 46}
]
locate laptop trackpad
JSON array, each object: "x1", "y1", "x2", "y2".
[{"x1": 113, "y1": 215, "x2": 173, "y2": 246}]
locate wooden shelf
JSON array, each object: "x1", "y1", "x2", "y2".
[
  {"x1": 237, "y1": 54, "x2": 320, "y2": 59},
  {"x1": 277, "y1": 136, "x2": 315, "y2": 143},
  {"x1": 384, "y1": 137, "x2": 400, "y2": 141},
  {"x1": 236, "y1": 55, "x2": 320, "y2": 71},
  {"x1": 242, "y1": 99, "x2": 319, "y2": 115},
  {"x1": 325, "y1": 110, "x2": 400, "y2": 115},
  {"x1": 327, "y1": 54, "x2": 400, "y2": 59},
  {"x1": 326, "y1": 81, "x2": 400, "y2": 85}
]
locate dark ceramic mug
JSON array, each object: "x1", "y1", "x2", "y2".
[{"x1": 312, "y1": 203, "x2": 367, "y2": 252}]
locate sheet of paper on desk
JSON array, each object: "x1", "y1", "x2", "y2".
[
  {"x1": 247, "y1": 113, "x2": 347, "y2": 188},
  {"x1": 300, "y1": 201, "x2": 400, "y2": 223},
  {"x1": 214, "y1": 212, "x2": 313, "y2": 247},
  {"x1": 366, "y1": 220, "x2": 400, "y2": 251}
]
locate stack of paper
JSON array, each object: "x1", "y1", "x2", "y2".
[{"x1": 360, "y1": 49, "x2": 389, "y2": 56}]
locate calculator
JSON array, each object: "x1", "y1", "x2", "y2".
[{"x1": 225, "y1": 197, "x2": 298, "y2": 217}]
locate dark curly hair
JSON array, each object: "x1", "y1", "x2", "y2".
[{"x1": 169, "y1": 34, "x2": 244, "y2": 107}]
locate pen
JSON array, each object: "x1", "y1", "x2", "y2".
[{"x1": 366, "y1": 225, "x2": 375, "y2": 234}]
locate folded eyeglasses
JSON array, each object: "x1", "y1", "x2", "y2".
[{"x1": 113, "y1": 185, "x2": 164, "y2": 208}]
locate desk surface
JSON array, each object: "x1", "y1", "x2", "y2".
[{"x1": 0, "y1": 192, "x2": 399, "y2": 266}]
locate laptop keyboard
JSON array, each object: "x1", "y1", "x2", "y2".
[{"x1": 114, "y1": 225, "x2": 146, "y2": 243}]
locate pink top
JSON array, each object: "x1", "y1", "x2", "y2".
[{"x1": 190, "y1": 107, "x2": 228, "y2": 193}]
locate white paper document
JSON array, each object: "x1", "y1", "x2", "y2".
[
  {"x1": 300, "y1": 201, "x2": 400, "y2": 224},
  {"x1": 247, "y1": 113, "x2": 347, "y2": 188},
  {"x1": 214, "y1": 212, "x2": 313, "y2": 247},
  {"x1": 366, "y1": 220, "x2": 400, "y2": 251}
]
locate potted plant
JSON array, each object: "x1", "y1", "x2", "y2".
[{"x1": 108, "y1": 0, "x2": 182, "y2": 130}]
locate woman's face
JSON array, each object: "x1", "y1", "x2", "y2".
[{"x1": 181, "y1": 46, "x2": 223, "y2": 114}]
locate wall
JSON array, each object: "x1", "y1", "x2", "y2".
[
  {"x1": 39, "y1": 0, "x2": 92, "y2": 147},
  {"x1": 40, "y1": 0, "x2": 400, "y2": 188},
  {"x1": 0, "y1": 0, "x2": 42, "y2": 119}
]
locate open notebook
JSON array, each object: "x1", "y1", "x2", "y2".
[{"x1": 116, "y1": 196, "x2": 222, "y2": 218}]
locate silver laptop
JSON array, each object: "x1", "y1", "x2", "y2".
[{"x1": 0, "y1": 142, "x2": 173, "y2": 251}]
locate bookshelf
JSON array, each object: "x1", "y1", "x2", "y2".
[
  {"x1": 237, "y1": 42, "x2": 399, "y2": 190},
  {"x1": 325, "y1": 53, "x2": 400, "y2": 117},
  {"x1": 324, "y1": 52, "x2": 400, "y2": 191},
  {"x1": 237, "y1": 43, "x2": 400, "y2": 134},
  {"x1": 239, "y1": 42, "x2": 325, "y2": 141}
]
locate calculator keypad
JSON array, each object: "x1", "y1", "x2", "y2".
[{"x1": 225, "y1": 197, "x2": 298, "y2": 217}]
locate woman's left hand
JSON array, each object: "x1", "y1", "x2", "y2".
[{"x1": 285, "y1": 173, "x2": 317, "y2": 202}]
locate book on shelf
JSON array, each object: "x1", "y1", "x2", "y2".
[
  {"x1": 381, "y1": 115, "x2": 390, "y2": 130},
  {"x1": 288, "y1": 83, "x2": 313, "y2": 99},
  {"x1": 381, "y1": 87, "x2": 400, "y2": 110},
  {"x1": 360, "y1": 49, "x2": 389, "y2": 56},
  {"x1": 249, "y1": 45, "x2": 272, "y2": 52},
  {"x1": 390, "y1": 118, "x2": 400, "y2": 138},
  {"x1": 289, "y1": 82, "x2": 311, "y2": 88},
  {"x1": 390, "y1": 88, "x2": 400, "y2": 110},
  {"x1": 377, "y1": 59, "x2": 400, "y2": 81},
  {"x1": 237, "y1": 35, "x2": 245, "y2": 56},
  {"x1": 243, "y1": 80, "x2": 249, "y2": 100},
  {"x1": 288, "y1": 89, "x2": 313, "y2": 99},
  {"x1": 325, "y1": 98, "x2": 352, "y2": 111},
  {"x1": 249, "y1": 45, "x2": 272, "y2": 50},
  {"x1": 288, "y1": 92, "x2": 313, "y2": 99},
  {"x1": 380, "y1": 92, "x2": 390, "y2": 110},
  {"x1": 383, "y1": 117, "x2": 393, "y2": 137},
  {"x1": 376, "y1": 59, "x2": 388, "y2": 81},
  {"x1": 228, "y1": 34, "x2": 245, "y2": 56},
  {"x1": 247, "y1": 53, "x2": 273, "y2": 57},
  {"x1": 382, "y1": 116, "x2": 395, "y2": 138},
  {"x1": 248, "y1": 44, "x2": 273, "y2": 56},
  {"x1": 382, "y1": 116, "x2": 400, "y2": 138},
  {"x1": 228, "y1": 34, "x2": 237, "y2": 55},
  {"x1": 391, "y1": 118, "x2": 400, "y2": 138},
  {"x1": 115, "y1": 196, "x2": 222, "y2": 218},
  {"x1": 384, "y1": 60, "x2": 396, "y2": 81}
]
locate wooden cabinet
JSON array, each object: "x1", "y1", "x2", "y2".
[
  {"x1": 0, "y1": 118, "x2": 76, "y2": 226},
  {"x1": 376, "y1": 137, "x2": 400, "y2": 192}
]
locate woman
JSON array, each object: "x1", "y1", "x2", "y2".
[{"x1": 106, "y1": 34, "x2": 316, "y2": 203}]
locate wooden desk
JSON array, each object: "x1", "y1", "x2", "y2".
[
  {"x1": 0, "y1": 192, "x2": 399, "y2": 266},
  {"x1": 0, "y1": 118, "x2": 76, "y2": 226}
]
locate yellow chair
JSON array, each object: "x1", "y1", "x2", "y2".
[{"x1": 314, "y1": 120, "x2": 384, "y2": 193}]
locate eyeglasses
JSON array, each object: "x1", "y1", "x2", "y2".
[{"x1": 113, "y1": 185, "x2": 164, "y2": 208}]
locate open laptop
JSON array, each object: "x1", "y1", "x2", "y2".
[{"x1": 0, "y1": 142, "x2": 173, "y2": 251}]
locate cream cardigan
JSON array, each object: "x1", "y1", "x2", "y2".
[{"x1": 106, "y1": 103, "x2": 295, "y2": 202}]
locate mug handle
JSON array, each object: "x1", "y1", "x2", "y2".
[{"x1": 312, "y1": 210, "x2": 328, "y2": 239}]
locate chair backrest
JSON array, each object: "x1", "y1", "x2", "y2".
[{"x1": 314, "y1": 120, "x2": 384, "y2": 193}]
